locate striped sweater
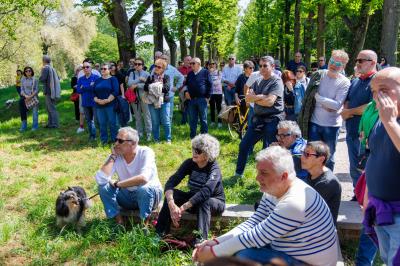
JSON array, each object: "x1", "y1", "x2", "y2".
[{"x1": 213, "y1": 179, "x2": 338, "y2": 266}]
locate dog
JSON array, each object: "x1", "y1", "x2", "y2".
[
  {"x1": 5, "y1": 98, "x2": 17, "y2": 109},
  {"x1": 55, "y1": 186, "x2": 92, "y2": 231}
]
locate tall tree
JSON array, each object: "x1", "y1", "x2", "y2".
[
  {"x1": 177, "y1": 0, "x2": 187, "y2": 60},
  {"x1": 303, "y1": 9, "x2": 315, "y2": 67},
  {"x1": 316, "y1": 3, "x2": 325, "y2": 58},
  {"x1": 294, "y1": 0, "x2": 302, "y2": 53},
  {"x1": 380, "y1": 0, "x2": 400, "y2": 65},
  {"x1": 153, "y1": 0, "x2": 163, "y2": 53},
  {"x1": 284, "y1": 0, "x2": 292, "y2": 65}
]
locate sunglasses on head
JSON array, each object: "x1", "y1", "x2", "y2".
[
  {"x1": 355, "y1": 58, "x2": 373, "y2": 64},
  {"x1": 193, "y1": 148, "x2": 203, "y2": 154},
  {"x1": 329, "y1": 58, "x2": 344, "y2": 67},
  {"x1": 83, "y1": 66, "x2": 91, "y2": 69},
  {"x1": 115, "y1": 138, "x2": 134, "y2": 144}
]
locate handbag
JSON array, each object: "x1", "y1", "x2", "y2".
[
  {"x1": 70, "y1": 92, "x2": 79, "y2": 102},
  {"x1": 25, "y1": 95, "x2": 39, "y2": 109},
  {"x1": 125, "y1": 88, "x2": 137, "y2": 103}
]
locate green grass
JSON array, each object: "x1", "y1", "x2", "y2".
[{"x1": 0, "y1": 82, "x2": 373, "y2": 264}]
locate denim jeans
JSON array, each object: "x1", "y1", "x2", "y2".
[
  {"x1": 356, "y1": 227, "x2": 377, "y2": 266},
  {"x1": 235, "y1": 117, "x2": 279, "y2": 175},
  {"x1": 148, "y1": 102, "x2": 171, "y2": 142},
  {"x1": 374, "y1": 213, "x2": 400, "y2": 265},
  {"x1": 247, "y1": 106, "x2": 254, "y2": 127},
  {"x1": 308, "y1": 122, "x2": 340, "y2": 170},
  {"x1": 188, "y1": 98, "x2": 208, "y2": 139},
  {"x1": 98, "y1": 183, "x2": 162, "y2": 220},
  {"x1": 83, "y1": 106, "x2": 96, "y2": 139},
  {"x1": 223, "y1": 85, "x2": 235, "y2": 106},
  {"x1": 96, "y1": 105, "x2": 118, "y2": 144},
  {"x1": 19, "y1": 98, "x2": 38, "y2": 129},
  {"x1": 235, "y1": 245, "x2": 304, "y2": 265},
  {"x1": 346, "y1": 135, "x2": 362, "y2": 187}
]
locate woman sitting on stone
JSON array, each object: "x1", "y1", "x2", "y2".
[{"x1": 156, "y1": 134, "x2": 225, "y2": 243}]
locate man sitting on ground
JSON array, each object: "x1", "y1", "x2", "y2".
[
  {"x1": 301, "y1": 141, "x2": 342, "y2": 225},
  {"x1": 193, "y1": 146, "x2": 338, "y2": 266},
  {"x1": 94, "y1": 127, "x2": 163, "y2": 225}
]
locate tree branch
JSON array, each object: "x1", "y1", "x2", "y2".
[{"x1": 128, "y1": 0, "x2": 153, "y2": 28}]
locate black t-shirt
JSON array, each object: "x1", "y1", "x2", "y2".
[
  {"x1": 305, "y1": 170, "x2": 342, "y2": 225},
  {"x1": 284, "y1": 86, "x2": 295, "y2": 106},
  {"x1": 235, "y1": 73, "x2": 249, "y2": 97},
  {"x1": 252, "y1": 75, "x2": 284, "y2": 119},
  {"x1": 112, "y1": 71, "x2": 126, "y2": 95}
]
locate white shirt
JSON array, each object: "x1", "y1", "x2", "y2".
[
  {"x1": 222, "y1": 65, "x2": 242, "y2": 84},
  {"x1": 94, "y1": 146, "x2": 162, "y2": 191}
]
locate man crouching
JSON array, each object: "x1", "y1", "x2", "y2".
[
  {"x1": 193, "y1": 146, "x2": 338, "y2": 265},
  {"x1": 95, "y1": 126, "x2": 163, "y2": 225}
]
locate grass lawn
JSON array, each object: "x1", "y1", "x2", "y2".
[{"x1": 0, "y1": 82, "x2": 378, "y2": 265}]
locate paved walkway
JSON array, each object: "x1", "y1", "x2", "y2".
[{"x1": 334, "y1": 131, "x2": 354, "y2": 200}]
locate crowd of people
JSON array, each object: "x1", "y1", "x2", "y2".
[{"x1": 14, "y1": 50, "x2": 400, "y2": 265}]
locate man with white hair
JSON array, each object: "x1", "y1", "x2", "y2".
[
  {"x1": 95, "y1": 127, "x2": 163, "y2": 225},
  {"x1": 363, "y1": 67, "x2": 400, "y2": 266},
  {"x1": 298, "y1": 50, "x2": 350, "y2": 170},
  {"x1": 193, "y1": 146, "x2": 338, "y2": 265}
]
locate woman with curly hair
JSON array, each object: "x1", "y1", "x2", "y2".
[{"x1": 156, "y1": 134, "x2": 225, "y2": 242}]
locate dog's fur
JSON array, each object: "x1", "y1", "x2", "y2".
[
  {"x1": 5, "y1": 99, "x2": 17, "y2": 109},
  {"x1": 55, "y1": 186, "x2": 91, "y2": 231}
]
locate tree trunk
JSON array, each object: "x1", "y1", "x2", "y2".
[
  {"x1": 280, "y1": 14, "x2": 285, "y2": 64},
  {"x1": 163, "y1": 22, "x2": 177, "y2": 66},
  {"x1": 196, "y1": 23, "x2": 204, "y2": 62},
  {"x1": 189, "y1": 18, "x2": 199, "y2": 56},
  {"x1": 177, "y1": 0, "x2": 187, "y2": 60},
  {"x1": 304, "y1": 10, "x2": 314, "y2": 68},
  {"x1": 380, "y1": 0, "x2": 400, "y2": 66},
  {"x1": 294, "y1": 0, "x2": 301, "y2": 53},
  {"x1": 316, "y1": 3, "x2": 325, "y2": 58},
  {"x1": 284, "y1": 0, "x2": 291, "y2": 66},
  {"x1": 153, "y1": 0, "x2": 163, "y2": 54}
]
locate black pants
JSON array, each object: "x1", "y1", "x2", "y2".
[
  {"x1": 209, "y1": 94, "x2": 222, "y2": 123},
  {"x1": 155, "y1": 189, "x2": 225, "y2": 240},
  {"x1": 74, "y1": 100, "x2": 80, "y2": 121},
  {"x1": 19, "y1": 97, "x2": 27, "y2": 121}
]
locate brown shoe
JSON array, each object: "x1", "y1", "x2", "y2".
[{"x1": 115, "y1": 214, "x2": 124, "y2": 225}]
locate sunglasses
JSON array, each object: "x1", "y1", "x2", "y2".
[
  {"x1": 189, "y1": 62, "x2": 196, "y2": 65},
  {"x1": 302, "y1": 151, "x2": 319, "y2": 158},
  {"x1": 115, "y1": 138, "x2": 133, "y2": 144},
  {"x1": 134, "y1": 63, "x2": 143, "y2": 66},
  {"x1": 329, "y1": 58, "x2": 344, "y2": 67},
  {"x1": 229, "y1": 58, "x2": 235, "y2": 60},
  {"x1": 25, "y1": 70, "x2": 32, "y2": 72},
  {"x1": 101, "y1": 68, "x2": 109, "y2": 71},
  {"x1": 319, "y1": 59, "x2": 325, "y2": 62},
  {"x1": 276, "y1": 133, "x2": 291, "y2": 139},
  {"x1": 355, "y1": 58, "x2": 373, "y2": 64},
  {"x1": 155, "y1": 65, "x2": 163, "y2": 69},
  {"x1": 259, "y1": 64, "x2": 269, "y2": 68},
  {"x1": 83, "y1": 66, "x2": 91, "y2": 69},
  {"x1": 192, "y1": 148, "x2": 203, "y2": 154},
  {"x1": 247, "y1": 67, "x2": 254, "y2": 70},
  {"x1": 296, "y1": 70, "x2": 304, "y2": 73}
]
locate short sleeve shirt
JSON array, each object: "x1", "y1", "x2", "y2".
[{"x1": 252, "y1": 75, "x2": 284, "y2": 118}]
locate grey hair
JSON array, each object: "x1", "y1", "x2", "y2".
[
  {"x1": 42, "y1": 55, "x2": 51, "y2": 64},
  {"x1": 255, "y1": 146, "x2": 296, "y2": 180},
  {"x1": 277, "y1": 120, "x2": 302, "y2": 137},
  {"x1": 191, "y1": 134, "x2": 220, "y2": 162},
  {"x1": 260, "y1": 55, "x2": 275, "y2": 66},
  {"x1": 119, "y1": 127, "x2": 139, "y2": 143}
]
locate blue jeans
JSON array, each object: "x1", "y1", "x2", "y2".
[
  {"x1": 235, "y1": 117, "x2": 279, "y2": 175},
  {"x1": 308, "y1": 122, "x2": 340, "y2": 170},
  {"x1": 96, "y1": 105, "x2": 118, "y2": 144},
  {"x1": 148, "y1": 102, "x2": 171, "y2": 142},
  {"x1": 83, "y1": 106, "x2": 96, "y2": 139},
  {"x1": 98, "y1": 183, "x2": 162, "y2": 220},
  {"x1": 236, "y1": 245, "x2": 304, "y2": 265},
  {"x1": 188, "y1": 98, "x2": 208, "y2": 139},
  {"x1": 247, "y1": 106, "x2": 254, "y2": 127},
  {"x1": 223, "y1": 85, "x2": 236, "y2": 106},
  {"x1": 356, "y1": 227, "x2": 377, "y2": 266},
  {"x1": 346, "y1": 135, "x2": 362, "y2": 187},
  {"x1": 374, "y1": 214, "x2": 400, "y2": 265}
]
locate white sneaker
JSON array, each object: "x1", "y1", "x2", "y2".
[
  {"x1": 146, "y1": 135, "x2": 152, "y2": 141},
  {"x1": 218, "y1": 123, "x2": 222, "y2": 128},
  {"x1": 76, "y1": 127, "x2": 85, "y2": 134},
  {"x1": 167, "y1": 140, "x2": 172, "y2": 145}
]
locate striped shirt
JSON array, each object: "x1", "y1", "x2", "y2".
[{"x1": 213, "y1": 179, "x2": 338, "y2": 266}]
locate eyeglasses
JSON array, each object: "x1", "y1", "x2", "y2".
[
  {"x1": 259, "y1": 64, "x2": 269, "y2": 68},
  {"x1": 134, "y1": 63, "x2": 143, "y2": 66},
  {"x1": 276, "y1": 133, "x2": 292, "y2": 139},
  {"x1": 155, "y1": 65, "x2": 163, "y2": 69},
  {"x1": 83, "y1": 66, "x2": 91, "y2": 69},
  {"x1": 329, "y1": 58, "x2": 344, "y2": 67},
  {"x1": 302, "y1": 151, "x2": 319, "y2": 158},
  {"x1": 115, "y1": 138, "x2": 133, "y2": 144},
  {"x1": 355, "y1": 58, "x2": 373, "y2": 64},
  {"x1": 101, "y1": 68, "x2": 109, "y2": 71},
  {"x1": 192, "y1": 148, "x2": 203, "y2": 154}
]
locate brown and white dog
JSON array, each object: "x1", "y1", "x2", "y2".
[{"x1": 55, "y1": 186, "x2": 91, "y2": 231}]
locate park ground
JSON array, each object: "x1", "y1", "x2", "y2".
[{"x1": 0, "y1": 82, "x2": 382, "y2": 265}]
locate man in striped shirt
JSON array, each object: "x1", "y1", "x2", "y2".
[{"x1": 193, "y1": 146, "x2": 338, "y2": 265}]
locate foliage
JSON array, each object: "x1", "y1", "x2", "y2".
[{"x1": 85, "y1": 33, "x2": 119, "y2": 64}]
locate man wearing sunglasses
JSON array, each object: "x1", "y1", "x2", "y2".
[
  {"x1": 301, "y1": 141, "x2": 341, "y2": 225},
  {"x1": 221, "y1": 54, "x2": 242, "y2": 105},
  {"x1": 95, "y1": 127, "x2": 163, "y2": 226},
  {"x1": 299, "y1": 50, "x2": 350, "y2": 171}
]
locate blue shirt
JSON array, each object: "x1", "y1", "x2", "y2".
[
  {"x1": 365, "y1": 119, "x2": 400, "y2": 201},
  {"x1": 93, "y1": 76, "x2": 119, "y2": 108},
  {"x1": 345, "y1": 77, "x2": 373, "y2": 138},
  {"x1": 77, "y1": 74, "x2": 99, "y2": 107},
  {"x1": 187, "y1": 68, "x2": 212, "y2": 99},
  {"x1": 289, "y1": 137, "x2": 308, "y2": 179}
]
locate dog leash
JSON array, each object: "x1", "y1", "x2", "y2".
[{"x1": 85, "y1": 193, "x2": 99, "y2": 200}]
